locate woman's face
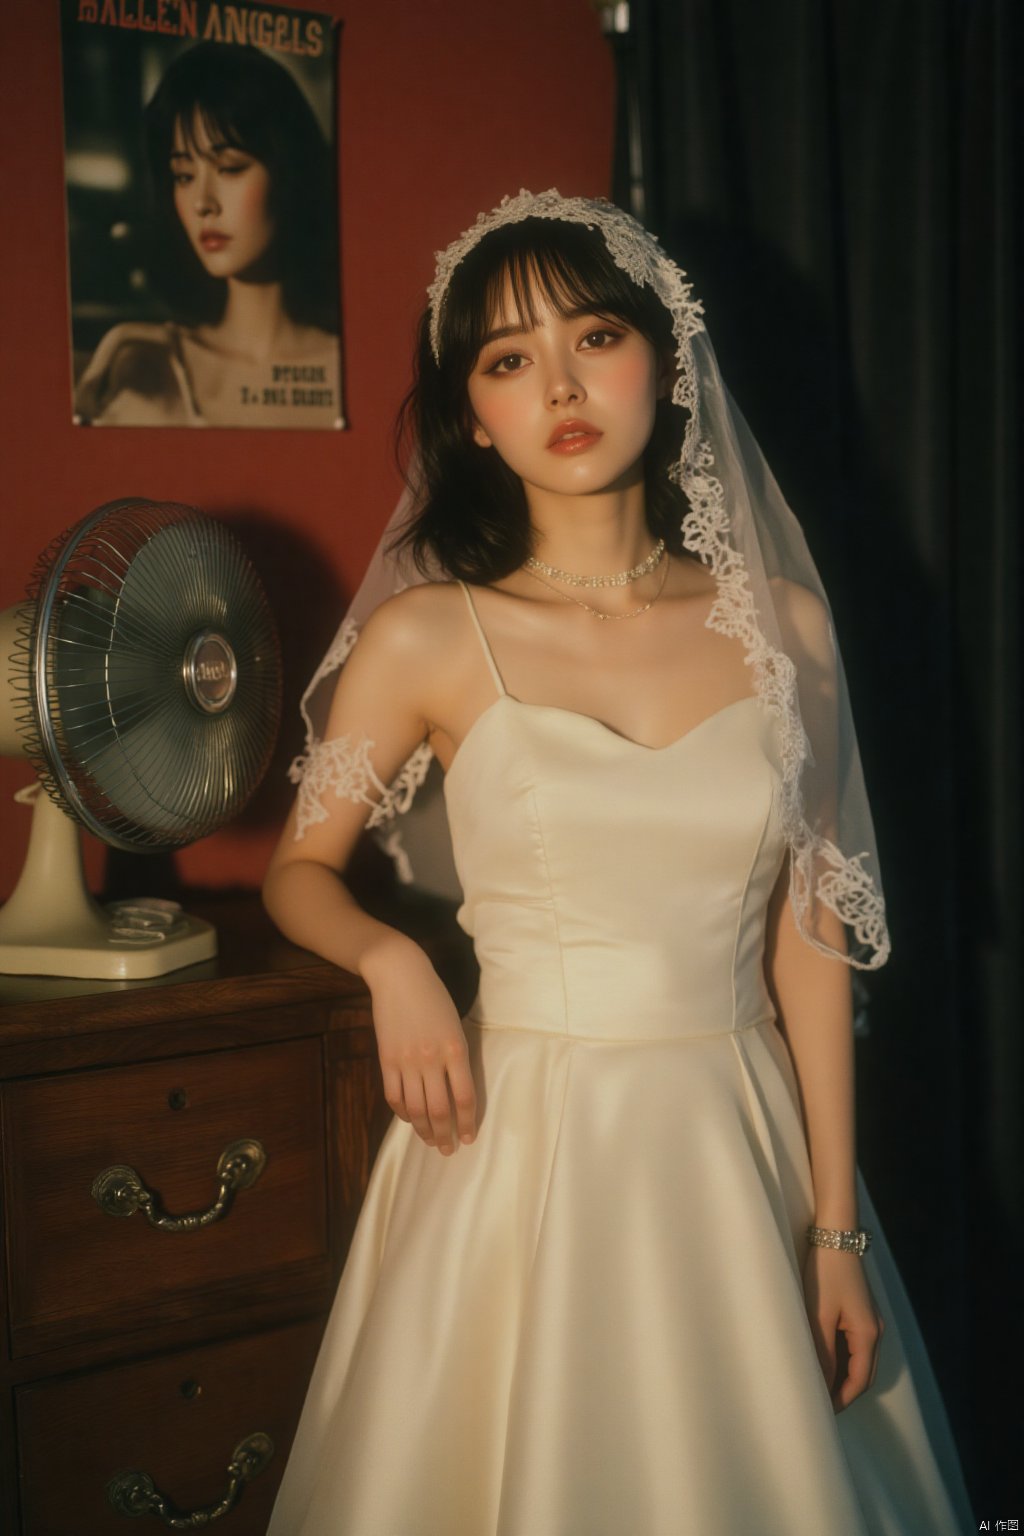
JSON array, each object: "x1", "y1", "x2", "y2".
[
  {"x1": 170, "y1": 112, "x2": 275, "y2": 280},
  {"x1": 465, "y1": 275, "x2": 663, "y2": 500}
]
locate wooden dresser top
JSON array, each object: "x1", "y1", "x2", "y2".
[
  {"x1": 0, "y1": 894, "x2": 360, "y2": 1035},
  {"x1": 0, "y1": 890, "x2": 472, "y2": 1048}
]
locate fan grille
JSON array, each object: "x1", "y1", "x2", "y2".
[{"x1": 11, "y1": 499, "x2": 282, "y2": 852}]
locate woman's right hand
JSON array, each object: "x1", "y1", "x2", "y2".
[{"x1": 362, "y1": 936, "x2": 477, "y2": 1155}]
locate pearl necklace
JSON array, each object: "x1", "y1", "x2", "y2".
[
  {"x1": 523, "y1": 554, "x2": 670, "y2": 620},
  {"x1": 524, "y1": 538, "x2": 665, "y2": 589}
]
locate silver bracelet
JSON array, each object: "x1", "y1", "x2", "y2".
[{"x1": 806, "y1": 1225, "x2": 873, "y2": 1256}]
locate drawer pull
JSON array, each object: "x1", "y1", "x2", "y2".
[
  {"x1": 106, "y1": 1431, "x2": 274, "y2": 1525},
  {"x1": 91, "y1": 1139, "x2": 267, "y2": 1231}
]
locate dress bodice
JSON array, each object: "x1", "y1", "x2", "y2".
[
  {"x1": 270, "y1": 583, "x2": 972, "y2": 1536},
  {"x1": 444, "y1": 585, "x2": 787, "y2": 1042}
]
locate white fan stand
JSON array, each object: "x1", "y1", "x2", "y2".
[{"x1": 0, "y1": 784, "x2": 216, "y2": 979}]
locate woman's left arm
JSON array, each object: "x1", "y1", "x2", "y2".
[{"x1": 764, "y1": 861, "x2": 885, "y2": 1412}]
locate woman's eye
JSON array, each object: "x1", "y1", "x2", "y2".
[
  {"x1": 580, "y1": 328, "x2": 621, "y2": 350},
  {"x1": 486, "y1": 353, "x2": 527, "y2": 375},
  {"x1": 217, "y1": 161, "x2": 250, "y2": 176},
  {"x1": 172, "y1": 171, "x2": 193, "y2": 186}
]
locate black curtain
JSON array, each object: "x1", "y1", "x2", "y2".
[{"x1": 610, "y1": 0, "x2": 1020, "y2": 1509}]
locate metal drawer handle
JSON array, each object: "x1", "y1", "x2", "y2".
[
  {"x1": 106, "y1": 1431, "x2": 273, "y2": 1525},
  {"x1": 91, "y1": 1139, "x2": 267, "y2": 1231}
]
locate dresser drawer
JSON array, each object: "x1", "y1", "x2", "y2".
[
  {"x1": 16, "y1": 1316, "x2": 325, "y2": 1535},
  {"x1": 3, "y1": 1036, "x2": 330, "y2": 1356}
]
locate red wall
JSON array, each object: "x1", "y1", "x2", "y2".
[{"x1": 0, "y1": 1, "x2": 613, "y2": 901}]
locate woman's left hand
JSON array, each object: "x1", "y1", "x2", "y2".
[{"x1": 802, "y1": 1246, "x2": 885, "y2": 1413}]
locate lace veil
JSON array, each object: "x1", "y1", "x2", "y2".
[{"x1": 290, "y1": 190, "x2": 890, "y2": 970}]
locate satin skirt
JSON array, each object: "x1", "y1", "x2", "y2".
[{"x1": 267, "y1": 1017, "x2": 971, "y2": 1536}]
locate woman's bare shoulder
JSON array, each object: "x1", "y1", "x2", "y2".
[
  {"x1": 767, "y1": 576, "x2": 829, "y2": 620},
  {"x1": 767, "y1": 577, "x2": 834, "y2": 662},
  {"x1": 348, "y1": 581, "x2": 468, "y2": 678},
  {"x1": 336, "y1": 581, "x2": 470, "y2": 720}
]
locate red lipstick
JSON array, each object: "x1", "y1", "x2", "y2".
[
  {"x1": 200, "y1": 230, "x2": 230, "y2": 251},
  {"x1": 547, "y1": 418, "x2": 602, "y2": 453}
]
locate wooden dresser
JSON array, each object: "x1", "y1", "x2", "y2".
[{"x1": 0, "y1": 893, "x2": 469, "y2": 1536}]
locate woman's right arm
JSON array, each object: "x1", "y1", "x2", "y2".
[{"x1": 262, "y1": 591, "x2": 477, "y2": 1155}]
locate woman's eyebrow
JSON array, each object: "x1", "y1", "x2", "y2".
[
  {"x1": 480, "y1": 306, "x2": 607, "y2": 348},
  {"x1": 480, "y1": 322, "x2": 528, "y2": 346}
]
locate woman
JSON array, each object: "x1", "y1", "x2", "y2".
[
  {"x1": 74, "y1": 42, "x2": 341, "y2": 429},
  {"x1": 263, "y1": 191, "x2": 971, "y2": 1533}
]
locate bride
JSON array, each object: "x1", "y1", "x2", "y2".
[{"x1": 262, "y1": 191, "x2": 971, "y2": 1534}]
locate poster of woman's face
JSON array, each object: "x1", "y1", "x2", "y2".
[{"x1": 61, "y1": 0, "x2": 344, "y2": 429}]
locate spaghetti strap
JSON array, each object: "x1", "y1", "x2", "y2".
[{"x1": 458, "y1": 581, "x2": 507, "y2": 698}]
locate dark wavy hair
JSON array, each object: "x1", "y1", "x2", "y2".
[
  {"x1": 143, "y1": 42, "x2": 338, "y2": 331},
  {"x1": 393, "y1": 218, "x2": 689, "y2": 583}
]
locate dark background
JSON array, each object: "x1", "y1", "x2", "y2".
[{"x1": 608, "y1": 0, "x2": 1020, "y2": 1513}]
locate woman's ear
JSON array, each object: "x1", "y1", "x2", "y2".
[{"x1": 472, "y1": 420, "x2": 493, "y2": 449}]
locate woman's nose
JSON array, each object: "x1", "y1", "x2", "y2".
[
  {"x1": 194, "y1": 167, "x2": 219, "y2": 216},
  {"x1": 546, "y1": 362, "x2": 586, "y2": 408}
]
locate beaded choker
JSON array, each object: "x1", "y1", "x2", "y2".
[{"x1": 524, "y1": 538, "x2": 665, "y2": 590}]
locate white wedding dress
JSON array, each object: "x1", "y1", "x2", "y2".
[{"x1": 267, "y1": 583, "x2": 972, "y2": 1535}]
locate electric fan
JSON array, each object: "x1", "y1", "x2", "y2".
[{"x1": 0, "y1": 498, "x2": 281, "y2": 978}]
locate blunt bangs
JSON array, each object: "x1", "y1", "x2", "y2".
[
  {"x1": 151, "y1": 48, "x2": 284, "y2": 181},
  {"x1": 437, "y1": 220, "x2": 675, "y2": 382},
  {"x1": 176, "y1": 103, "x2": 247, "y2": 157}
]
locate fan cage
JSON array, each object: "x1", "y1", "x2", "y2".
[{"x1": 9, "y1": 498, "x2": 282, "y2": 852}]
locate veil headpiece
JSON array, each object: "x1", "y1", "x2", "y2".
[{"x1": 290, "y1": 190, "x2": 891, "y2": 970}]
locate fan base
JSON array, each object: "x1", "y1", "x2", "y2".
[{"x1": 0, "y1": 911, "x2": 217, "y2": 979}]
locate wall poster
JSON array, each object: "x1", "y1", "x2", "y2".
[{"x1": 61, "y1": 0, "x2": 344, "y2": 429}]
